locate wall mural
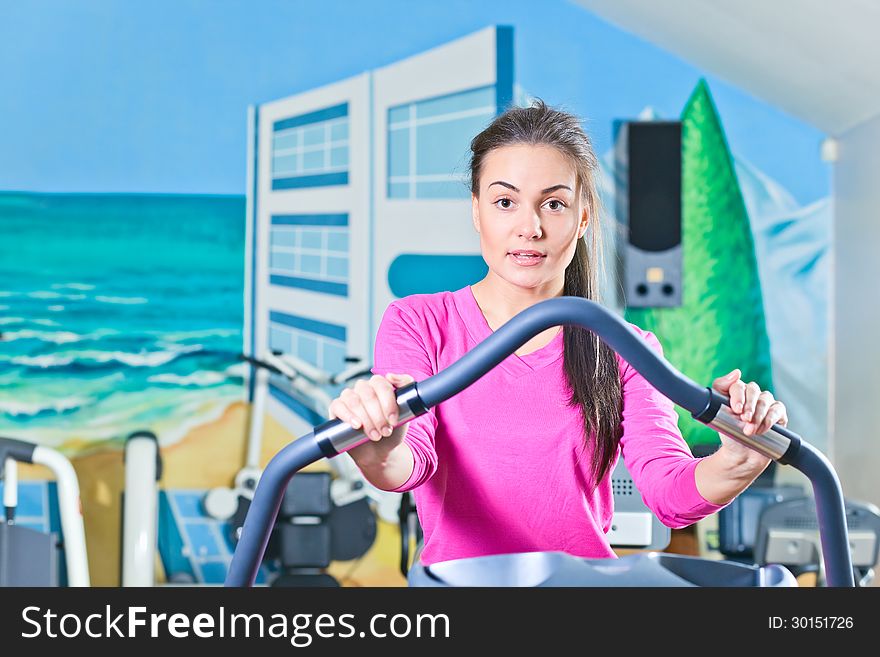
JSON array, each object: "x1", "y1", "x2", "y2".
[{"x1": 0, "y1": 3, "x2": 829, "y2": 586}]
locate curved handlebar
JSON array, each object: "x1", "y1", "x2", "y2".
[{"x1": 225, "y1": 297, "x2": 854, "y2": 587}]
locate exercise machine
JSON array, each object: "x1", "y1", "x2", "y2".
[
  {"x1": 224, "y1": 297, "x2": 855, "y2": 587},
  {"x1": 120, "y1": 430, "x2": 162, "y2": 586},
  {"x1": 0, "y1": 437, "x2": 90, "y2": 586}
]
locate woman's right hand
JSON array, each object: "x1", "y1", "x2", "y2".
[{"x1": 327, "y1": 372, "x2": 416, "y2": 462}]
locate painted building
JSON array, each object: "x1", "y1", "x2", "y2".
[{"x1": 245, "y1": 26, "x2": 512, "y2": 440}]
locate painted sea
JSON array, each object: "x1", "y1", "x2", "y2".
[{"x1": 0, "y1": 192, "x2": 247, "y2": 450}]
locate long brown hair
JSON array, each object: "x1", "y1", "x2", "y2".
[{"x1": 469, "y1": 100, "x2": 623, "y2": 487}]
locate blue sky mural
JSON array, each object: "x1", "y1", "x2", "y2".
[{"x1": 0, "y1": 0, "x2": 828, "y2": 203}]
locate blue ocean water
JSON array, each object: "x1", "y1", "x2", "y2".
[{"x1": 0, "y1": 192, "x2": 247, "y2": 449}]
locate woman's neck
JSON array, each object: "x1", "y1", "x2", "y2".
[{"x1": 471, "y1": 276, "x2": 564, "y2": 330}]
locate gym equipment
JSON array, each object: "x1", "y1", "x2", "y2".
[
  {"x1": 224, "y1": 296, "x2": 855, "y2": 587},
  {"x1": 754, "y1": 496, "x2": 880, "y2": 587},
  {"x1": 0, "y1": 437, "x2": 90, "y2": 586},
  {"x1": 267, "y1": 471, "x2": 377, "y2": 587},
  {"x1": 206, "y1": 351, "x2": 396, "y2": 536},
  {"x1": 718, "y1": 483, "x2": 806, "y2": 563},
  {"x1": 120, "y1": 430, "x2": 162, "y2": 586}
]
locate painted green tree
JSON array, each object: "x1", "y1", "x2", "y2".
[{"x1": 624, "y1": 79, "x2": 774, "y2": 448}]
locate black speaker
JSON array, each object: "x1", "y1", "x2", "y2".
[{"x1": 614, "y1": 120, "x2": 682, "y2": 308}]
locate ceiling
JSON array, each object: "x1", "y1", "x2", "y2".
[{"x1": 573, "y1": 0, "x2": 880, "y2": 135}]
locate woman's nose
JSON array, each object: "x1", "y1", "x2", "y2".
[{"x1": 517, "y1": 210, "x2": 542, "y2": 239}]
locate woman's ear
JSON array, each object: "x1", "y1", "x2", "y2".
[
  {"x1": 471, "y1": 194, "x2": 481, "y2": 234},
  {"x1": 578, "y1": 207, "x2": 589, "y2": 239}
]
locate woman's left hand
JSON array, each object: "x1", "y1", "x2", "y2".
[{"x1": 710, "y1": 369, "x2": 789, "y2": 468}]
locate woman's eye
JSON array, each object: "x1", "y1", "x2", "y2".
[
  {"x1": 495, "y1": 198, "x2": 513, "y2": 209},
  {"x1": 545, "y1": 200, "x2": 565, "y2": 211}
]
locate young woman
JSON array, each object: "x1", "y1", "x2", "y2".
[{"x1": 328, "y1": 101, "x2": 788, "y2": 566}]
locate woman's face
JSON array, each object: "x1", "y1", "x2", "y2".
[{"x1": 472, "y1": 143, "x2": 588, "y2": 293}]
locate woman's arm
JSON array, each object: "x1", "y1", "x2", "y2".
[
  {"x1": 694, "y1": 446, "x2": 769, "y2": 505},
  {"x1": 695, "y1": 368, "x2": 789, "y2": 505},
  {"x1": 347, "y1": 424, "x2": 416, "y2": 492}
]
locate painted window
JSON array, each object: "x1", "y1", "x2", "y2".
[
  {"x1": 387, "y1": 86, "x2": 495, "y2": 199},
  {"x1": 269, "y1": 214, "x2": 349, "y2": 297},
  {"x1": 272, "y1": 103, "x2": 349, "y2": 189},
  {"x1": 268, "y1": 311, "x2": 348, "y2": 374}
]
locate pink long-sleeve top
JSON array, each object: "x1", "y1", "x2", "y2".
[{"x1": 370, "y1": 285, "x2": 726, "y2": 566}]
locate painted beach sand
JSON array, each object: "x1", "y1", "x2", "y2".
[{"x1": 17, "y1": 401, "x2": 407, "y2": 586}]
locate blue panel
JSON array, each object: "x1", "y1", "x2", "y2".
[
  {"x1": 269, "y1": 381, "x2": 325, "y2": 426},
  {"x1": 270, "y1": 252, "x2": 296, "y2": 271},
  {"x1": 302, "y1": 149, "x2": 325, "y2": 171},
  {"x1": 388, "y1": 182, "x2": 409, "y2": 198},
  {"x1": 388, "y1": 105, "x2": 410, "y2": 124},
  {"x1": 272, "y1": 154, "x2": 298, "y2": 174},
  {"x1": 388, "y1": 128, "x2": 409, "y2": 178},
  {"x1": 325, "y1": 256, "x2": 348, "y2": 278},
  {"x1": 269, "y1": 326, "x2": 292, "y2": 353},
  {"x1": 174, "y1": 491, "x2": 207, "y2": 519},
  {"x1": 416, "y1": 180, "x2": 468, "y2": 199},
  {"x1": 300, "y1": 229, "x2": 323, "y2": 249},
  {"x1": 326, "y1": 231, "x2": 348, "y2": 252},
  {"x1": 300, "y1": 254, "x2": 322, "y2": 274},
  {"x1": 17, "y1": 481, "x2": 44, "y2": 517},
  {"x1": 298, "y1": 333, "x2": 319, "y2": 365},
  {"x1": 495, "y1": 26, "x2": 515, "y2": 114},
  {"x1": 388, "y1": 254, "x2": 488, "y2": 297},
  {"x1": 273, "y1": 103, "x2": 348, "y2": 132},
  {"x1": 269, "y1": 275, "x2": 348, "y2": 296},
  {"x1": 322, "y1": 341, "x2": 347, "y2": 373},
  {"x1": 416, "y1": 86, "x2": 495, "y2": 120},
  {"x1": 268, "y1": 311, "x2": 346, "y2": 341},
  {"x1": 184, "y1": 523, "x2": 221, "y2": 558},
  {"x1": 272, "y1": 213, "x2": 348, "y2": 227},
  {"x1": 199, "y1": 561, "x2": 230, "y2": 584},
  {"x1": 273, "y1": 131, "x2": 299, "y2": 150},
  {"x1": 271, "y1": 229, "x2": 297, "y2": 247},
  {"x1": 330, "y1": 146, "x2": 348, "y2": 168},
  {"x1": 416, "y1": 113, "x2": 491, "y2": 177},
  {"x1": 330, "y1": 121, "x2": 348, "y2": 141},
  {"x1": 272, "y1": 172, "x2": 348, "y2": 189},
  {"x1": 157, "y1": 491, "x2": 196, "y2": 584},
  {"x1": 302, "y1": 124, "x2": 325, "y2": 147}
]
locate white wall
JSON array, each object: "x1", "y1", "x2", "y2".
[{"x1": 832, "y1": 112, "x2": 880, "y2": 510}]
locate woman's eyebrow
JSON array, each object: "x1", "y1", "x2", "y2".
[
  {"x1": 488, "y1": 180, "x2": 518, "y2": 192},
  {"x1": 487, "y1": 181, "x2": 573, "y2": 194},
  {"x1": 540, "y1": 184, "x2": 573, "y2": 194}
]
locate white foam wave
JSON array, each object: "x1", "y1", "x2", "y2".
[
  {"x1": 159, "y1": 328, "x2": 240, "y2": 341},
  {"x1": 224, "y1": 362, "x2": 248, "y2": 377},
  {"x1": 51, "y1": 283, "x2": 95, "y2": 291},
  {"x1": 94, "y1": 295, "x2": 148, "y2": 305},
  {"x1": 147, "y1": 371, "x2": 227, "y2": 386},
  {"x1": 0, "y1": 317, "x2": 26, "y2": 325},
  {"x1": 13, "y1": 344, "x2": 202, "y2": 369},
  {"x1": 27, "y1": 290, "x2": 63, "y2": 299},
  {"x1": 47, "y1": 305, "x2": 64, "y2": 312},
  {"x1": 0, "y1": 396, "x2": 93, "y2": 417},
  {"x1": 2, "y1": 329, "x2": 83, "y2": 344}
]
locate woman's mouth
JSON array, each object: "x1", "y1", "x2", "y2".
[{"x1": 508, "y1": 251, "x2": 546, "y2": 267}]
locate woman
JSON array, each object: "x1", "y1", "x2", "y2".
[{"x1": 328, "y1": 100, "x2": 788, "y2": 566}]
